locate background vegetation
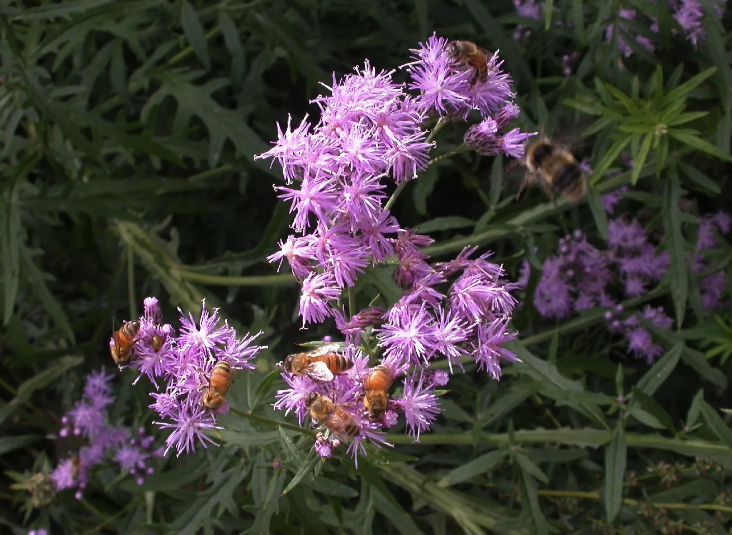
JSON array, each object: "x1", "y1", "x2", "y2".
[{"x1": 1, "y1": 0, "x2": 732, "y2": 533}]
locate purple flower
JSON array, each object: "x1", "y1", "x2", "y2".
[
  {"x1": 275, "y1": 173, "x2": 340, "y2": 233},
  {"x1": 430, "y1": 306, "x2": 469, "y2": 372},
  {"x1": 472, "y1": 318, "x2": 519, "y2": 379},
  {"x1": 299, "y1": 272, "x2": 341, "y2": 325},
  {"x1": 399, "y1": 372, "x2": 441, "y2": 441},
  {"x1": 377, "y1": 305, "x2": 438, "y2": 367},
  {"x1": 405, "y1": 34, "x2": 471, "y2": 116},
  {"x1": 156, "y1": 399, "x2": 222, "y2": 457},
  {"x1": 626, "y1": 328, "x2": 664, "y2": 363},
  {"x1": 607, "y1": 219, "x2": 647, "y2": 251},
  {"x1": 51, "y1": 458, "x2": 81, "y2": 491},
  {"x1": 268, "y1": 235, "x2": 315, "y2": 279},
  {"x1": 385, "y1": 131, "x2": 434, "y2": 183},
  {"x1": 253, "y1": 114, "x2": 313, "y2": 183}
]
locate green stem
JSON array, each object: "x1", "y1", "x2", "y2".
[
  {"x1": 538, "y1": 489, "x2": 732, "y2": 514},
  {"x1": 229, "y1": 407, "x2": 317, "y2": 437},
  {"x1": 428, "y1": 144, "x2": 469, "y2": 165},
  {"x1": 348, "y1": 286, "x2": 357, "y2": 318},
  {"x1": 175, "y1": 270, "x2": 297, "y2": 287},
  {"x1": 127, "y1": 246, "x2": 137, "y2": 319},
  {"x1": 187, "y1": 165, "x2": 235, "y2": 181},
  {"x1": 384, "y1": 118, "x2": 449, "y2": 211},
  {"x1": 385, "y1": 429, "x2": 732, "y2": 457}
]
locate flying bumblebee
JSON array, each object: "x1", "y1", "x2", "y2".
[
  {"x1": 515, "y1": 137, "x2": 586, "y2": 203},
  {"x1": 447, "y1": 40, "x2": 493, "y2": 87},
  {"x1": 282, "y1": 344, "x2": 353, "y2": 382},
  {"x1": 110, "y1": 320, "x2": 140, "y2": 366},
  {"x1": 305, "y1": 392, "x2": 359, "y2": 443},
  {"x1": 201, "y1": 360, "x2": 232, "y2": 411},
  {"x1": 363, "y1": 365, "x2": 395, "y2": 419}
]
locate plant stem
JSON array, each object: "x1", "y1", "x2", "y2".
[
  {"x1": 383, "y1": 117, "x2": 449, "y2": 211},
  {"x1": 127, "y1": 246, "x2": 137, "y2": 319},
  {"x1": 428, "y1": 144, "x2": 469, "y2": 165},
  {"x1": 538, "y1": 489, "x2": 732, "y2": 514},
  {"x1": 176, "y1": 270, "x2": 297, "y2": 286},
  {"x1": 384, "y1": 429, "x2": 732, "y2": 457},
  {"x1": 348, "y1": 286, "x2": 357, "y2": 318}
]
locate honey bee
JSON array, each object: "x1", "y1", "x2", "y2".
[
  {"x1": 201, "y1": 360, "x2": 232, "y2": 411},
  {"x1": 363, "y1": 365, "x2": 395, "y2": 419},
  {"x1": 282, "y1": 344, "x2": 353, "y2": 382},
  {"x1": 151, "y1": 335, "x2": 163, "y2": 352},
  {"x1": 110, "y1": 320, "x2": 140, "y2": 366},
  {"x1": 447, "y1": 40, "x2": 493, "y2": 87},
  {"x1": 516, "y1": 138, "x2": 586, "y2": 203},
  {"x1": 305, "y1": 392, "x2": 359, "y2": 443}
]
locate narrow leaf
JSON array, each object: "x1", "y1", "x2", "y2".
[
  {"x1": 669, "y1": 130, "x2": 732, "y2": 162},
  {"x1": 699, "y1": 400, "x2": 732, "y2": 451},
  {"x1": 438, "y1": 450, "x2": 506, "y2": 487},
  {"x1": 180, "y1": 0, "x2": 211, "y2": 70},
  {"x1": 662, "y1": 169, "x2": 688, "y2": 327},
  {"x1": 631, "y1": 387, "x2": 677, "y2": 433},
  {"x1": 586, "y1": 183, "x2": 609, "y2": 239},
  {"x1": 250, "y1": 370, "x2": 281, "y2": 411},
  {"x1": 281, "y1": 451, "x2": 319, "y2": 495},
  {"x1": 635, "y1": 342, "x2": 682, "y2": 397},
  {"x1": 604, "y1": 423, "x2": 626, "y2": 522},
  {"x1": 678, "y1": 162, "x2": 721, "y2": 194},
  {"x1": 631, "y1": 134, "x2": 653, "y2": 185}
]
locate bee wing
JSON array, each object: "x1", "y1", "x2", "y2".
[
  {"x1": 306, "y1": 361, "x2": 334, "y2": 382},
  {"x1": 477, "y1": 45, "x2": 493, "y2": 57},
  {"x1": 304, "y1": 343, "x2": 342, "y2": 358}
]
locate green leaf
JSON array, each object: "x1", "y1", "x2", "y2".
[
  {"x1": 490, "y1": 146, "x2": 504, "y2": 208},
  {"x1": 604, "y1": 422, "x2": 626, "y2": 522},
  {"x1": 631, "y1": 134, "x2": 653, "y2": 185},
  {"x1": 592, "y1": 136, "x2": 632, "y2": 181},
  {"x1": 479, "y1": 383, "x2": 539, "y2": 427},
  {"x1": 372, "y1": 485, "x2": 426, "y2": 535},
  {"x1": 0, "y1": 0, "x2": 116, "y2": 19},
  {"x1": 0, "y1": 435, "x2": 41, "y2": 456},
  {"x1": 669, "y1": 130, "x2": 732, "y2": 162},
  {"x1": 281, "y1": 450, "x2": 319, "y2": 495},
  {"x1": 572, "y1": 0, "x2": 585, "y2": 43},
  {"x1": 678, "y1": 162, "x2": 721, "y2": 194},
  {"x1": 219, "y1": 10, "x2": 245, "y2": 86},
  {"x1": 586, "y1": 183, "x2": 609, "y2": 239},
  {"x1": 120, "y1": 459, "x2": 209, "y2": 493},
  {"x1": 437, "y1": 450, "x2": 506, "y2": 487},
  {"x1": 303, "y1": 476, "x2": 359, "y2": 498},
  {"x1": 249, "y1": 370, "x2": 281, "y2": 411},
  {"x1": 515, "y1": 452, "x2": 549, "y2": 484},
  {"x1": 544, "y1": 0, "x2": 554, "y2": 30},
  {"x1": 142, "y1": 71, "x2": 267, "y2": 168},
  {"x1": 699, "y1": 399, "x2": 732, "y2": 451},
  {"x1": 635, "y1": 342, "x2": 682, "y2": 397},
  {"x1": 20, "y1": 245, "x2": 75, "y2": 343},
  {"x1": 0, "y1": 356, "x2": 83, "y2": 427},
  {"x1": 180, "y1": 0, "x2": 211, "y2": 70},
  {"x1": 278, "y1": 426, "x2": 305, "y2": 464},
  {"x1": 661, "y1": 66, "x2": 717, "y2": 107},
  {"x1": 416, "y1": 216, "x2": 476, "y2": 234},
  {"x1": 519, "y1": 465, "x2": 549, "y2": 535},
  {"x1": 631, "y1": 387, "x2": 677, "y2": 433},
  {"x1": 218, "y1": 429, "x2": 282, "y2": 448},
  {"x1": 662, "y1": 169, "x2": 688, "y2": 327}
]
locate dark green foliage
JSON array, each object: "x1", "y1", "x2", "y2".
[{"x1": 2, "y1": 1, "x2": 732, "y2": 534}]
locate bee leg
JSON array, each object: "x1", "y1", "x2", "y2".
[{"x1": 516, "y1": 174, "x2": 531, "y2": 201}]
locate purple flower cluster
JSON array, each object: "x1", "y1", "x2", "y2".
[
  {"x1": 674, "y1": 0, "x2": 727, "y2": 48},
  {"x1": 50, "y1": 370, "x2": 164, "y2": 499},
  {"x1": 605, "y1": 9, "x2": 656, "y2": 57},
  {"x1": 534, "y1": 223, "x2": 670, "y2": 362},
  {"x1": 605, "y1": 305, "x2": 673, "y2": 363},
  {"x1": 534, "y1": 207, "x2": 731, "y2": 362},
  {"x1": 259, "y1": 36, "x2": 526, "y2": 462},
  {"x1": 115, "y1": 297, "x2": 267, "y2": 456},
  {"x1": 691, "y1": 212, "x2": 731, "y2": 310}
]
